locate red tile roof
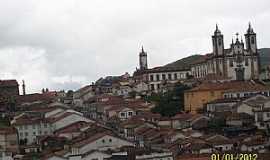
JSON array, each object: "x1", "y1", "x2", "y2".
[
  {"x1": 187, "y1": 80, "x2": 269, "y2": 93},
  {"x1": 171, "y1": 113, "x2": 194, "y2": 121},
  {"x1": 73, "y1": 132, "x2": 111, "y2": 148},
  {"x1": 16, "y1": 93, "x2": 56, "y2": 104},
  {"x1": 54, "y1": 121, "x2": 90, "y2": 134},
  {"x1": 0, "y1": 80, "x2": 18, "y2": 87},
  {"x1": 12, "y1": 115, "x2": 53, "y2": 126},
  {"x1": 0, "y1": 127, "x2": 17, "y2": 134}
]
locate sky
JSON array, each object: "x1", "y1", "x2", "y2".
[{"x1": 0, "y1": 0, "x2": 269, "y2": 94}]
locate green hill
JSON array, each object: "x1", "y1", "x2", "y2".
[
  {"x1": 164, "y1": 48, "x2": 270, "y2": 70},
  {"x1": 258, "y1": 48, "x2": 270, "y2": 69},
  {"x1": 164, "y1": 54, "x2": 205, "y2": 69}
]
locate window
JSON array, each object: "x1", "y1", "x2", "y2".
[
  {"x1": 174, "y1": 73, "x2": 178, "y2": 80},
  {"x1": 218, "y1": 38, "x2": 222, "y2": 46},
  {"x1": 109, "y1": 139, "x2": 112, "y2": 142},
  {"x1": 102, "y1": 139, "x2": 105, "y2": 143},
  {"x1": 44, "y1": 123, "x2": 47, "y2": 128},
  {"x1": 267, "y1": 113, "x2": 270, "y2": 118},
  {"x1": 157, "y1": 84, "x2": 160, "y2": 89},
  {"x1": 25, "y1": 132, "x2": 28, "y2": 137},
  {"x1": 32, "y1": 125, "x2": 35, "y2": 129},
  {"x1": 151, "y1": 84, "x2": 155, "y2": 90},
  {"x1": 20, "y1": 132, "x2": 23, "y2": 137},
  {"x1": 245, "y1": 58, "x2": 249, "y2": 66},
  {"x1": 230, "y1": 60, "x2": 233, "y2": 67},
  {"x1": 162, "y1": 74, "x2": 166, "y2": 80},
  {"x1": 120, "y1": 112, "x2": 125, "y2": 117},
  {"x1": 156, "y1": 74, "x2": 160, "y2": 81},
  {"x1": 33, "y1": 132, "x2": 36, "y2": 135},
  {"x1": 251, "y1": 37, "x2": 255, "y2": 44},
  {"x1": 150, "y1": 75, "x2": 154, "y2": 81},
  {"x1": 24, "y1": 125, "x2": 28, "y2": 130},
  {"x1": 128, "y1": 112, "x2": 133, "y2": 116},
  {"x1": 168, "y1": 74, "x2": 172, "y2": 80}
]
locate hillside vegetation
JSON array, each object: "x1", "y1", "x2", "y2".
[{"x1": 164, "y1": 48, "x2": 270, "y2": 70}]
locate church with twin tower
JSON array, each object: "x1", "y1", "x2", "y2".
[
  {"x1": 134, "y1": 23, "x2": 260, "y2": 90},
  {"x1": 191, "y1": 23, "x2": 260, "y2": 81}
]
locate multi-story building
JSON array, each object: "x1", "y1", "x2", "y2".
[
  {"x1": 133, "y1": 47, "x2": 191, "y2": 92},
  {"x1": 11, "y1": 115, "x2": 54, "y2": 145},
  {"x1": 191, "y1": 23, "x2": 259, "y2": 81},
  {"x1": 184, "y1": 80, "x2": 270, "y2": 113},
  {"x1": 0, "y1": 80, "x2": 19, "y2": 97},
  {"x1": 0, "y1": 127, "x2": 19, "y2": 154}
]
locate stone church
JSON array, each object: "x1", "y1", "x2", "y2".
[{"x1": 191, "y1": 23, "x2": 260, "y2": 80}]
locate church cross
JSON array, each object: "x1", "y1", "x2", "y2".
[{"x1": 236, "y1": 32, "x2": 239, "y2": 39}]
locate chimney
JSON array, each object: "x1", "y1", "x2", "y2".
[{"x1": 22, "y1": 80, "x2": 26, "y2": 95}]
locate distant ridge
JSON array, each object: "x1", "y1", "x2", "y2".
[
  {"x1": 164, "y1": 48, "x2": 270, "y2": 70},
  {"x1": 164, "y1": 54, "x2": 205, "y2": 69},
  {"x1": 258, "y1": 48, "x2": 270, "y2": 69}
]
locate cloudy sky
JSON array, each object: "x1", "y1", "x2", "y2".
[{"x1": 0, "y1": 0, "x2": 269, "y2": 93}]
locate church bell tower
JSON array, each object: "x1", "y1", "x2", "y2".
[
  {"x1": 212, "y1": 24, "x2": 224, "y2": 56},
  {"x1": 245, "y1": 22, "x2": 257, "y2": 54},
  {"x1": 139, "y1": 46, "x2": 148, "y2": 70},
  {"x1": 212, "y1": 24, "x2": 225, "y2": 76}
]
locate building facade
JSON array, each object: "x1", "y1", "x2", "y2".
[
  {"x1": 134, "y1": 47, "x2": 191, "y2": 92},
  {"x1": 184, "y1": 80, "x2": 270, "y2": 113},
  {"x1": 191, "y1": 23, "x2": 259, "y2": 80},
  {"x1": 0, "y1": 127, "x2": 19, "y2": 154},
  {"x1": 0, "y1": 80, "x2": 19, "y2": 99}
]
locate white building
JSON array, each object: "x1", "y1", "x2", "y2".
[
  {"x1": 191, "y1": 23, "x2": 259, "y2": 81},
  {"x1": 73, "y1": 85, "x2": 96, "y2": 107},
  {"x1": 50, "y1": 110, "x2": 93, "y2": 130},
  {"x1": 237, "y1": 95, "x2": 270, "y2": 116},
  {"x1": 11, "y1": 113, "x2": 54, "y2": 145},
  {"x1": 133, "y1": 47, "x2": 191, "y2": 93},
  {"x1": 254, "y1": 108, "x2": 270, "y2": 130},
  {"x1": 11, "y1": 108, "x2": 93, "y2": 145},
  {"x1": 71, "y1": 133, "x2": 134, "y2": 155}
]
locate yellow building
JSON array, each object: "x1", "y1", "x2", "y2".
[{"x1": 184, "y1": 80, "x2": 270, "y2": 113}]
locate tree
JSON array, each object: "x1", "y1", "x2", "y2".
[
  {"x1": 66, "y1": 90, "x2": 74, "y2": 97},
  {"x1": 148, "y1": 83, "x2": 191, "y2": 117}
]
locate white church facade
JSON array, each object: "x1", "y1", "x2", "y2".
[
  {"x1": 191, "y1": 23, "x2": 259, "y2": 81},
  {"x1": 133, "y1": 23, "x2": 261, "y2": 92}
]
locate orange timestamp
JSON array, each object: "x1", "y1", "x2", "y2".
[{"x1": 210, "y1": 153, "x2": 258, "y2": 160}]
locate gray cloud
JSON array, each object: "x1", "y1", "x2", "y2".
[{"x1": 0, "y1": 0, "x2": 269, "y2": 93}]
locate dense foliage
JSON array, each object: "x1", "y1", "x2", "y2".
[{"x1": 147, "y1": 83, "x2": 191, "y2": 117}]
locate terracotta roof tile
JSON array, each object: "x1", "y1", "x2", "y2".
[
  {"x1": 0, "y1": 80, "x2": 18, "y2": 87},
  {"x1": 16, "y1": 93, "x2": 56, "y2": 104},
  {"x1": 188, "y1": 80, "x2": 269, "y2": 93},
  {"x1": 0, "y1": 127, "x2": 17, "y2": 134}
]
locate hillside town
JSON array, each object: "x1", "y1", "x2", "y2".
[{"x1": 1, "y1": 24, "x2": 270, "y2": 160}]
